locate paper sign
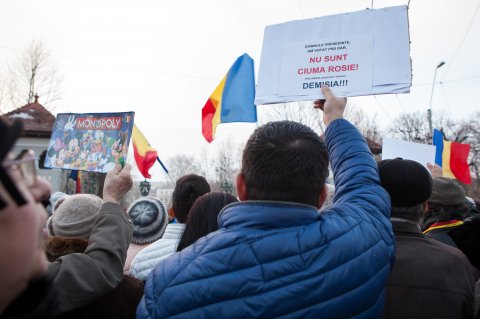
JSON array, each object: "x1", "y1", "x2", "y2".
[
  {"x1": 44, "y1": 112, "x2": 135, "y2": 173},
  {"x1": 382, "y1": 137, "x2": 436, "y2": 170},
  {"x1": 255, "y1": 5, "x2": 411, "y2": 105},
  {"x1": 278, "y1": 35, "x2": 373, "y2": 96}
]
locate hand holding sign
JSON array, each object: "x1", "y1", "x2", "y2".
[
  {"x1": 103, "y1": 163, "x2": 133, "y2": 204},
  {"x1": 314, "y1": 86, "x2": 347, "y2": 126},
  {"x1": 427, "y1": 162, "x2": 443, "y2": 178}
]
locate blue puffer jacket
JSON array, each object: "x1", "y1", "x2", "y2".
[{"x1": 137, "y1": 119, "x2": 395, "y2": 319}]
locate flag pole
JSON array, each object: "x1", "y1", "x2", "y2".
[{"x1": 157, "y1": 157, "x2": 175, "y2": 185}]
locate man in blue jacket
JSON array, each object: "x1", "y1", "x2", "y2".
[{"x1": 137, "y1": 86, "x2": 395, "y2": 319}]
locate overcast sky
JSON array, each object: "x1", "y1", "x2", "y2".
[{"x1": 1, "y1": 0, "x2": 479, "y2": 181}]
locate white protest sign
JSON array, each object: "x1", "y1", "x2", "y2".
[
  {"x1": 382, "y1": 137, "x2": 436, "y2": 170},
  {"x1": 278, "y1": 35, "x2": 373, "y2": 96},
  {"x1": 255, "y1": 5, "x2": 411, "y2": 105}
]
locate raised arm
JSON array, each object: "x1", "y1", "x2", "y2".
[
  {"x1": 316, "y1": 86, "x2": 390, "y2": 219},
  {"x1": 47, "y1": 164, "x2": 134, "y2": 315}
]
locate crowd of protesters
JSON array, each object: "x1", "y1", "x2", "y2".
[{"x1": 1, "y1": 86, "x2": 479, "y2": 318}]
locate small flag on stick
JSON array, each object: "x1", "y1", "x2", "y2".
[
  {"x1": 433, "y1": 129, "x2": 471, "y2": 184},
  {"x1": 132, "y1": 125, "x2": 158, "y2": 179}
]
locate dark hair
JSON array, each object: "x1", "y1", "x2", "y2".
[
  {"x1": 422, "y1": 203, "x2": 468, "y2": 230},
  {"x1": 241, "y1": 121, "x2": 329, "y2": 206},
  {"x1": 172, "y1": 174, "x2": 211, "y2": 223},
  {"x1": 177, "y1": 191, "x2": 238, "y2": 251},
  {"x1": 391, "y1": 204, "x2": 425, "y2": 223}
]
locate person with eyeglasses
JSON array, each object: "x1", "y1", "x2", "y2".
[{"x1": 0, "y1": 117, "x2": 134, "y2": 318}]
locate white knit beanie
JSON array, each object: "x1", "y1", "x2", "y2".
[{"x1": 46, "y1": 194, "x2": 103, "y2": 239}]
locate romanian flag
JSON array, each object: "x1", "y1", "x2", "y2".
[
  {"x1": 433, "y1": 129, "x2": 471, "y2": 184},
  {"x1": 132, "y1": 125, "x2": 157, "y2": 179},
  {"x1": 69, "y1": 170, "x2": 82, "y2": 193},
  {"x1": 202, "y1": 53, "x2": 257, "y2": 143}
]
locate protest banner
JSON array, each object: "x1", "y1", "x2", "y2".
[
  {"x1": 382, "y1": 137, "x2": 436, "y2": 170},
  {"x1": 44, "y1": 112, "x2": 135, "y2": 173},
  {"x1": 255, "y1": 5, "x2": 411, "y2": 104}
]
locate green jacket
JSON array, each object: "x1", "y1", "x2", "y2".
[{"x1": 47, "y1": 202, "x2": 133, "y2": 315}]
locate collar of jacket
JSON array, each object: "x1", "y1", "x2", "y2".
[
  {"x1": 218, "y1": 200, "x2": 319, "y2": 229},
  {"x1": 45, "y1": 237, "x2": 89, "y2": 262},
  {"x1": 423, "y1": 219, "x2": 464, "y2": 234},
  {"x1": 390, "y1": 218, "x2": 424, "y2": 237}
]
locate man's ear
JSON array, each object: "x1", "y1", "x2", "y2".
[
  {"x1": 422, "y1": 201, "x2": 429, "y2": 213},
  {"x1": 236, "y1": 173, "x2": 247, "y2": 201},
  {"x1": 419, "y1": 201, "x2": 429, "y2": 220},
  {"x1": 317, "y1": 184, "x2": 328, "y2": 209}
]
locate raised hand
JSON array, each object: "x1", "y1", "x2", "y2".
[
  {"x1": 103, "y1": 163, "x2": 133, "y2": 204},
  {"x1": 313, "y1": 85, "x2": 347, "y2": 126}
]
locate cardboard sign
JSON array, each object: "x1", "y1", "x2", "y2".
[
  {"x1": 278, "y1": 35, "x2": 373, "y2": 96},
  {"x1": 44, "y1": 112, "x2": 135, "y2": 173},
  {"x1": 382, "y1": 137, "x2": 436, "y2": 170},
  {"x1": 255, "y1": 5, "x2": 411, "y2": 104}
]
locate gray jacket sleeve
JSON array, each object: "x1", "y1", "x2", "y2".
[{"x1": 47, "y1": 202, "x2": 133, "y2": 314}]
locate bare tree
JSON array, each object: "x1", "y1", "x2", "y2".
[
  {"x1": 345, "y1": 104, "x2": 381, "y2": 144},
  {"x1": 0, "y1": 79, "x2": 8, "y2": 113},
  {"x1": 259, "y1": 101, "x2": 326, "y2": 135},
  {"x1": 1, "y1": 40, "x2": 63, "y2": 113},
  {"x1": 259, "y1": 100, "x2": 381, "y2": 146},
  {"x1": 387, "y1": 111, "x2": 430, "y2": 143},
  {"x1": 212, "y1": 138, "x2": 241, "y2": 192},
  {"x1": 197, "y1": 146, "x2": 213, "y2": 180},
  {"x1": 166, "y1": 154, "x2": 201, "y2": 182}
]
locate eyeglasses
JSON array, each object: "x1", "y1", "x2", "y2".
[
  {"x1": 2, "y1": 152, "x2": 37, "y2": 187},
  {"x1": 0, "y1": 150, "x2": 38, "y2": 207}
]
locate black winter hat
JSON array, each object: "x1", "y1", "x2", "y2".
[{"x1": 378, "y1": 158, "x2": 432, "y2": 207}]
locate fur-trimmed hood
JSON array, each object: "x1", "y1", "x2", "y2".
[{"x1": 46, "y1": 237, "x2": 88, "y2": 262}]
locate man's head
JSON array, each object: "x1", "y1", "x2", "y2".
[
  {"x1": 426, "y1": 177, "x2": 467, "y2": 221},
  {"x1": 171, "y1": 174, "x2": 211, "y2": 223},
  {"x1": 237, "y1": 121, "x2": 329, "y2": 207},
  {"x1": 0, "y1": 117, "x2": 51, "y2": 313},
  {"x1": 378, "y1": 158, "x2": 432, "y2": 223},
  {"x1": 429, "y1": 177, "x2": 466, "y2": 206}
]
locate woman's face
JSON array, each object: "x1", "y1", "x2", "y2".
[{"x1": 0, "y1": 153, "x2": 51, "y2": 312}]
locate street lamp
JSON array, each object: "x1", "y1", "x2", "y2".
[
  {"x1": 220, "y1": 178, "x2": 233, "y2": 193},
  {"x1": 427, "y1": 61, "x2": 446, "y2": 137},
  {"x1": 139, "y1": 179, "x2": 151, "y2": 196}
]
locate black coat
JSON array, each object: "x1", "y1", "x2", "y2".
[
  {"x1": 384, "y1": 219, "x2": 478, "y2": 319},
  {"x1": 450, "y1": 216, "x2": 480, "y2": 270}
]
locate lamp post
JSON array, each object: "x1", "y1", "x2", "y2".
[
  {"x1": 427, "y1": 61, "x2": 446, "y2": 137},
  {"x1": 139, "y1": 179, "x2": 151, "y2": 196},
  {"x1": 220, "y1": 178, "x2": 233, "y2": 194}
]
